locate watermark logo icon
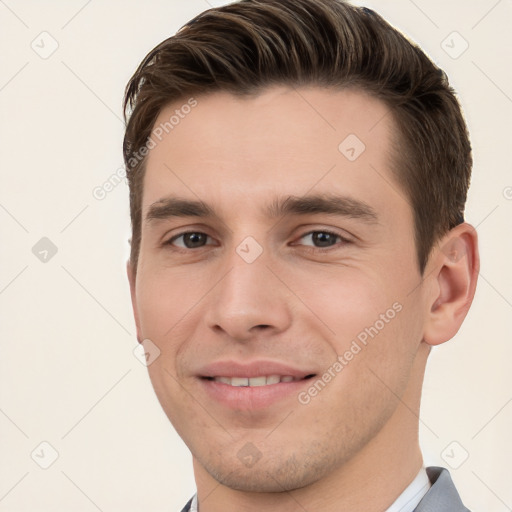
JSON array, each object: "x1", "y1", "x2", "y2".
[
  {"x1": 441, "y1": 32, "x2": 469, "y2": 59},
  {"x1": 441, "y1": 441, "x2": 469, "y2": 469},
  {"x1": 236, "y1": 236, "x2": 263, "y2": 264},
  {"x1": 338, "y1": 134, "x2": 366, "y2": 162},
  {"x1": 31, "y1": 441, "x2": 59, "y2": 469},
  {"x1": 32, "y1": 237, "x2": 58, "y2": 263},
  {"x1": 441, "y1": 238, "x2": 467, "y2": 263},
  {"x1": 237, "y1": 442, "x2": 262, "y2": 468},
  {"x1": 31, "y1": 31, "x2": 59, "y2": 59},
  {"x1": 133, "y1": 339, "x2": 161, "y2": 366}
]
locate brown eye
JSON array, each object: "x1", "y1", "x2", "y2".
[
  {"x1": 169, "y1": 232, "x2": 211, "y2": 249},
  {"x1": 311, "y1": 232, "x2": 338, "y2": 247},
  {"x1": 299, "y1": 231, "x2": 344, "y2": 248}
]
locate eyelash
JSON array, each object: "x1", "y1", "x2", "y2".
[{"x1": 163, "y1": 229, "x2": 352, "y2": 253}]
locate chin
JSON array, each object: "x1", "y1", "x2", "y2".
[
  {"x1": 207, "y1": 466, "x2": 318, "y2": 493},
  {"x1": 196, "y1": 445, "x2": 337, "y2": 493}
]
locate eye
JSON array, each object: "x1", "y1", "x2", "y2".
[
  {"x1": 164, "y1": 229, "x2": 349, "y2": 252},
  {"x1": 296, "y1": 230, "x2": 349, "y2": 249},
  {"x1": 167, "y1": 231, "x2": 213, "y2": 249}
]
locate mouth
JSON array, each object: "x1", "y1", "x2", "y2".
[
  {"x1": 202, "y1": 374, "x2": 316, "y2": 387},
  {"x1": 196, "y1": 361, "x2": 317, "y2": 410}
]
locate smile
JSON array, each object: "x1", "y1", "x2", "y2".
[
  {"x1": 197, "y1": 360, "x2": 318, "y2": 409},
  {"x1": 206, "y1": 375, "x2": 311, "y2": 386}
]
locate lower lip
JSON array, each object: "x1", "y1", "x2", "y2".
[{"x1": 199, "y1": 378, "x2": 312, "y2": 410}]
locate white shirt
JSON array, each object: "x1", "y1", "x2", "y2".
[
  {"x1": 189, "y1": 467, "x2": 431, "y2": 512},
  {"x1": 384, "y1": 467, "x2": 431, "y2": 512},
  {"x1": 189, "y1": 493, "x2": 198, "y2": 512}
]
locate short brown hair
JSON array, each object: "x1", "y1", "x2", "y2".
[{"x1": 123, "y1": 0, "x2": 472, "y2": 274}]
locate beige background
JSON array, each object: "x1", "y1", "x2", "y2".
[{"x1": 1, "y1": 0, "x2": 511, "y2": 510}]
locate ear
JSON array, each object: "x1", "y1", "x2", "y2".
[
  {"x1": 126, "y1": 260, "x2": 143, "y2": 344},
  {"x1": 423, "y1": 223, "x2": 480, "y2": 346}
]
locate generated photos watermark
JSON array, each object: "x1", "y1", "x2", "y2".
[
  {"x1": 93, "y1": 97, "x2": 198, "y2": 200},
  {"x1": 298, "y1": 301, "x2": 403, "y2": 405}
]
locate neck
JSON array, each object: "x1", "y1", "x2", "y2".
[{"x1": 193, "y1": 344, "x2": 429, "y2": 512}]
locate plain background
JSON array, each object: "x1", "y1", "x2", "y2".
[{"x1": 1, "y1": 0, "x2": 511, "y2": 510}]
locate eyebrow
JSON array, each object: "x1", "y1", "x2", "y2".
[{"x1": 145, "y1": 194, "x2": 379, "y2": 224}]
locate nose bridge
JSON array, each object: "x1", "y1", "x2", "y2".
[
  {"x1": 205, "y1": 243, "x2": 292, "y2": 339},
  {"x1": 225, "y1": 253, "x2": 268, "y2": 306}
]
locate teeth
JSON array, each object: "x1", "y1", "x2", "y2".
[
  {"x1": 212, "y1": 375, "x2": 298, "y2": 387},
  {"x1": 248, "y1": 376, "x2": 267, "y2": 387},
  {"x1": 231, "y1": 377, "x2": 249, "y2": 387},
  {"x1": 266, "y1": 375, "x2": 281, "y2": 385}
]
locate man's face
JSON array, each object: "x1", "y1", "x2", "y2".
[{"x1": 129, "y1": 87, "x2": 429, "y2": 491}]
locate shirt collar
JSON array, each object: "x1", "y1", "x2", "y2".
[
  {"x1": 189, "y1": 493, "x2": 198, "y2": 512},
  {"x1": 189, "y1": 467, "x2": 431, "y2": 512},
  {"x1": 384, "y1": 467, "x2": 431, "y2": 512}
]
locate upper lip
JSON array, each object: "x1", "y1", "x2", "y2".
[{"x1": 197, "y1": 360, "x2": 316, "y2": 379}]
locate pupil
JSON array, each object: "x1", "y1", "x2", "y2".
[
  {"x1": 184, "y1": 233, "x2": 206, "y2": 248},
  {"x1": 313, "y1": 232, "x2": 336, "y2": 247}
]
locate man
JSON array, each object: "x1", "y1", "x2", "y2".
[{"x1": 123, "y1": 1, "x2": 479, "y2": 510}]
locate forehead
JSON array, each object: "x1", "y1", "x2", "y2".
[{"x1": 142, "y1": 86, "x2": 406, "y2": 222}]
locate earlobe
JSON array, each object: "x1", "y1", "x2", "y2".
[
  {"x1": 126, "y1": 260, "x2": 143, "y2": 344},
  {"x1": 423, "y1": 224, "x2": 479, "y2": 346}
]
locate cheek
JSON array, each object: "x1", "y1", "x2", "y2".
[
  {"x1": 291, "y1": 265, "x2": 422, "y2": 377},
  {"x1": 290, "y1": 266, "x2": 399, "y2": 343},
  {"x1": 146, "y1": 358, "x2": 207, "y2": 441},
  {"x1": 135, "y1": 263, "x2": 207, "y2": 340}
]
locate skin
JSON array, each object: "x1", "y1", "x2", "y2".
[{"x1": 127, "y1": 86, "x2": 479, "y2": 511}]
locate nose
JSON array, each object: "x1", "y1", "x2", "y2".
[{"x1": 204, "y1": 254, "x2": 293, "y2": 342}]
